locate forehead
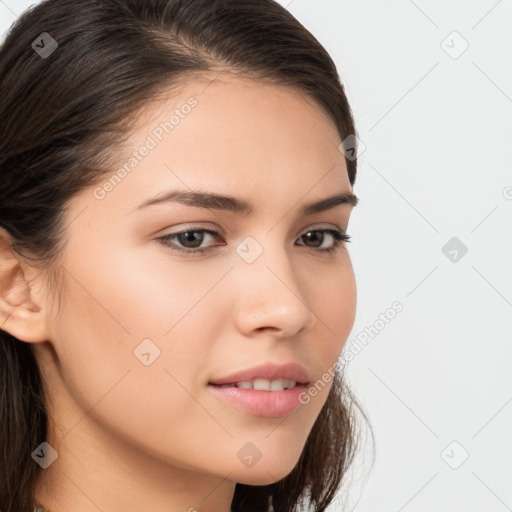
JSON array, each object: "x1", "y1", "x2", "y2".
[
  {"x1": 77, "y1": 72, "x2": 351, "y2": 219},
  {"x1": 129, "y1": 70, "x2": 340, "y2": 142}
]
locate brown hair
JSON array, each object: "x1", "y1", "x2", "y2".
[{"x1": 0, "y1": 1, "x2": 370, "y2": 511}]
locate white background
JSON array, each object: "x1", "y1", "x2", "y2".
[{"x1": 1, "y1": 1, "x2": 511, "y2": 511}]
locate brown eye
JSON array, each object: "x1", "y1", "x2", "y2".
[
  {"x1": 157, "y1": 229, "x2": 224, "y2": 254},
  {"x1": 156, "y1": 227, "x2": 350, "y2": 256},
  {"x1": 297, "y1": 229, "x2": 351, "y2": 253}
]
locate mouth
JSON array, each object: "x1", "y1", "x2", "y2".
[
  {"x1": 207, "y1": 380, "x2": 310, "y2": 418},
  {"x1": 208, "y1": 361, "x2": 310, "y2": 388},
  {"x1": 208, "y1": 378, "x2": 308, "y2": 391},
  {"x1": 207, "y1": 362, "x2": 310, "y2": 417}
]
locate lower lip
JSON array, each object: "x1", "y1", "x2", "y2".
[{"x1": 207, "y1": 384, "x2": 307, "y2": 418}]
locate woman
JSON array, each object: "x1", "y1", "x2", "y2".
[{"x1": 0, "y1": 0, "x2": 369, "y2": 511}]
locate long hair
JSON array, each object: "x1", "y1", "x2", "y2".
[{"x1": 0, "y1": 1, "x2": 370, "y2": 511}]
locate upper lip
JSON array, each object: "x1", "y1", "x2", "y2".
[{"x1": 208, "y1": 362, "x2": 309, "y2": 386}]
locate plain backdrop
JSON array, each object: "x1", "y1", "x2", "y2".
[{"x1": 1, "y1": 1, "x2": 511, "y2": 511}]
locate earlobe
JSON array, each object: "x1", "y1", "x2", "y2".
[{"x1": 0, "y1": 230, "x2": 51, "y2": 343}]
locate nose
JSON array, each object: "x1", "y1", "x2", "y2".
[{"x1": 232, "y1": 239, "x2": 316, "y2": 339}]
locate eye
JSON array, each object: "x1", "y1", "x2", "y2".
[
  {"x1": 297, "y1": 229, "x2": 351, "y2": 254},
  {"x1": 156, "y1": 227, "x2": 351, "y2": 256},
  {"x1": 157, "y1": 229, "x2": 224, "y2": 254}
]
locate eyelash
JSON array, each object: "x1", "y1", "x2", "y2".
[{"x1": 156, "y1": 228, "x2": 351, "y2": 256}]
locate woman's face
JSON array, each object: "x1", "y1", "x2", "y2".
[{"x1": 34, "y1": 73, "x2": 357, "y2": 490}]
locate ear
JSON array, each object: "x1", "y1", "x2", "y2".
[{"x1": 0, "y1": 228, "x2": 52, "y2": 343}]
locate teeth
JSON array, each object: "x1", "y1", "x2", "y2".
[{"x1": 218, "y1": 379, "x2": 297, "y2": 390}]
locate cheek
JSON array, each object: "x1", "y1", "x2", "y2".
[
  {"x1": 51, "y1": 271, "x2": 229, "y2": 470},
  {"x1": 51, "y1": 244, "x2": 231, "y2": 425},
  {"x1": 295, "y1": 258, "x2": 356, "y2": 409},
  {"x1": 88, "y1": 240, "x2": 232, "y2": 338},
  {"x1": 306, "y1": 257, "x2": 357, "y2": 356},
  {"x1": 54, "y1": 250, "x2": 223, "y2": 380}
]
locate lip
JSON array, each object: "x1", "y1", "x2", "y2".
[
  {"x1": 208, "y1": 384, "x2": 308, "y2": 418},
  {"x1": 208, "y1": 362, "x2": 309, "y2": 386}
]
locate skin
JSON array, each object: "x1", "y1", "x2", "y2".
[{"x1": 0, "y1": 71, "x2": 357, "y2": 512}]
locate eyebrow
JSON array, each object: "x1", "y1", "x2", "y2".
[{"x1": 136, "y1": 188, "x2": 358, "y2": 216}]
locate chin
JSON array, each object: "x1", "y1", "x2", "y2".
[{"x1": 230, "y1": 455, "x2": 301, "y2": 486}]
